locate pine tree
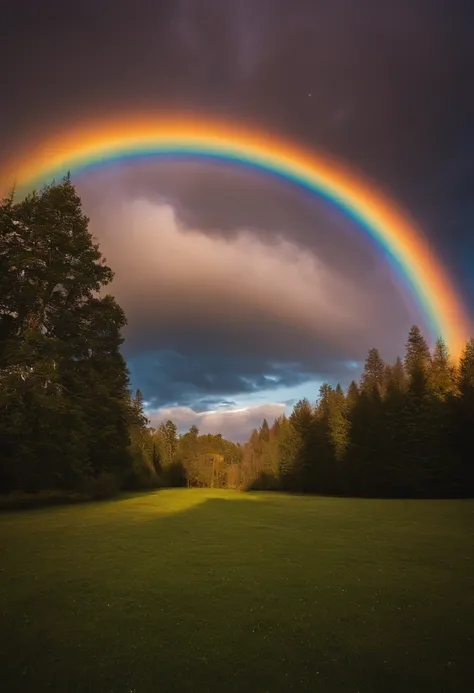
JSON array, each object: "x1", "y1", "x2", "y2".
[
  {"x1": 331, "y1": 384, "x2": 349, "y2": 463},
  {"x1": 360, "y1": 348, "x2": 386, "y2": 396},
  {"x1": 189, "y1": 425, "x2": 199, "y2": 438},
  {"x1": 347, "y1": 348, "x2": 386, "y2": 495},
  {"x1": 259, "y1": 418, "x2": 270, "y2": 443},
  {"x1": 430, "y1": 338, "x2": 457, "y2": 400},
  {"x1": 277, "y1": 416, "x2": 300, "y2": 490},
  {"x1": 346, "y1": 380, "x2": 360, "y2": 409},
  {"x1": 453, "y1": 339, "x2": 474, "y2": 495},
  {"x1": 289, "y1": 398, "x2": 316, "y2": 491},
  {"x1": 382, "y1": 356, "x2": 408, "y2": 496},
  {"x1": 160, "y1": 420, "x2": 179, "y2": 464},
  {"x1": 402, "y1": 326, "x2": 439, "y2": 496},
  {"x1": 126, "y1": 390, "x2": 157, "y2": 488},
  {"x1": 405, "y1": 325, "x2": 431, "y2": 377},
  {"x1": 313, "y1": 384, "x2": 348, "y2": 494}
]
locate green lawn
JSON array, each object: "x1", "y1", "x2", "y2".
[{"x1": 1, "y1": 490, "x2": 473, "y2": 692}]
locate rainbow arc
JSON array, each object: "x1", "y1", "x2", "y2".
[{"x1": 0, "y1": 116, "x2": 469, "y2": 357}]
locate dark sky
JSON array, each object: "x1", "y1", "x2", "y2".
[{"x1": 1, "y1": 0, "x2": 473, "y2": 439}]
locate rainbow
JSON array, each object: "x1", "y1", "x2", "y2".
[{"x1": 0, "y1": 115, "x2": 470, "y2": 357}]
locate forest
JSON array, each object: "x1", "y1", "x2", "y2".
[{"x1": 1, "y1": 178, "x2": 473, "y2": 499}]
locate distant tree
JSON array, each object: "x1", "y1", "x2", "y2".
[
  {"x1": 380, "y1": 356, "x2": 408, "y2": 495},
  {"x1": 360, "y1": 348, "x2": 386, "y2": 396},
  {"x1": 453, "y1": 339, "x2": 474, "y2": 495},
  {"x1": 259, "y1": 419, "x2": 270, "y2": 443},
  {"x1": 289, "y1": 398, "x2": 316, "y2": 491},
  {"x1": 131, "y1": 389, "x2": 148, "y2": 427},
  {"x1": 277, "y1": 416, "x2": 299, "y2": 490},
  {"x1": 347, "y1": 347, "x2": 386, "y2": 495},
  {"x1": 159, "y1": 420, "x2": 179, "y2": 465},
  {"x1": 313, "y1": 384, "x2": 337, "y2": 493},
  {"x1": 402, "y1": 326, "x2": 440, "y2": 496},
  {"x1": 126, "y1": 389, "x2": 158, "y2": 489},
  {"x1": 430, "y1": 338, "x2": 457, "y2": 400},
  {"x1": 405, "y1": 325, "x2": 431, "y2": 377}
]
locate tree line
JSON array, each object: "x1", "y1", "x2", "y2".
[
  {"x1": 159, "y1": 324, "x2": 474, "y2": 498},
  {"x1": 236, "y1": 328, "x2": 474, "y2": 497},
  {"x1": 1, "y1": 178, "x2": 473, "y2": 498}
]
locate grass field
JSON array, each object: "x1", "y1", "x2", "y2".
[{"x1": 1, "y1": 489, "x2": 473, "y2": 692}]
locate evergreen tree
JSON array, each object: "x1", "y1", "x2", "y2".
[
  {"x1": 331, "y1": 384, "x2": 349, "y2": 463},
  {"x1": 453, "y1": 339, "x2": 474, "y2": 495},
  {"x1": 402, "y1": 326, "x2": 439, "y2": 496},
  {"x1": 381, "y1": 357, "x2": 408, "y2": 496},
  {"x1": 313, "y1": 384, "x2": 347, "y2": 493},
  {"x1": 289, "y1": 398, "x2": 316, "y2": 491},
  {"x1": 127, "y1": 389, "x2": 157, "y2": 489},
  {"x1": 405, "y1": 325, "x2": 431, "y2": 377},
  {"x1": 160, "y1": 420, "x2": 179, "y2": 465},
  {"x1": 189, "y1": 425, "x2": 199, "y2": 438},
  {"x1": 347, "y1": 348, "x2": 386, "y2": 495},
  {"x1": 430, "y1": 338, "x2": 457, "y2": 400},
  {"x1": 0, "y1": 178, "x2": 132, "y2": 492},
  {"x1": 259, "y1": 418, "x2": 270, "y2": 443},
  {"x1": 277, "y1": 416, "x2": 299, "y2": 490},
  {"x1": 360, "y1": 348, "x2": 386, "y2": 396}
]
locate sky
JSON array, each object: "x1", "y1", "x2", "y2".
[{"x1": 1, "y1": 0, "x2": 473, "y2": 441}]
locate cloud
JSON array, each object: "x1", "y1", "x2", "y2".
[
  {"x1": 90, "y1": 195, "x2": 408, "y2": 360},
  {"x1": 148, "y1": 403, "x2": 286, "y2": 442},
  {"x1": 127, "y1": 348, "x2": 331, "y2": 411}
]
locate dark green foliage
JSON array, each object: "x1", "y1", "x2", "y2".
[
  {"x1": 240, "y1": 326, "x2": 473, "y2": 498},
  {"x1": 0, "y1": 178, "x2": 138, "y2": 493},
  {"x1": 451, "y1": 339, "x2": 474, "y2": 495}
]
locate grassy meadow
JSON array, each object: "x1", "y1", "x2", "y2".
[{"x1": 1, "y1": 489, "x2": 473, "y2": 692}]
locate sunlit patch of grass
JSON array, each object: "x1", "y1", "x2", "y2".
[{"x1": 1, "y1": 490, "x2": 473, "y2": 692}]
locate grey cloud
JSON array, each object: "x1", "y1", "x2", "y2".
[{"x1": 128, "y1": 350, "x2": 323, "y2": 410}]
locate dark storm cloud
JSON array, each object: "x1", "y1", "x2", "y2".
[{"x1": 127, "y1": 350, "x2": 320, "y2": 410}]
